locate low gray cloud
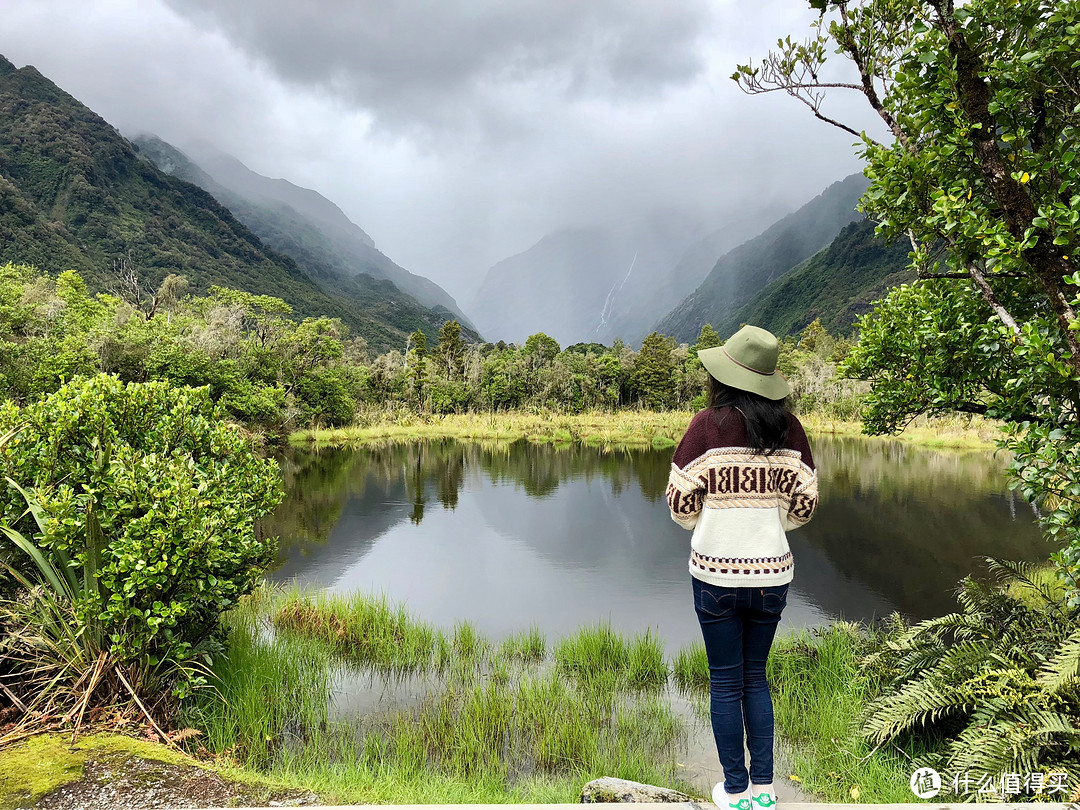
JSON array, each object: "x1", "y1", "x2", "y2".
[{"x1": 163, "y1": 0, "x2": 714, "y2": 140}]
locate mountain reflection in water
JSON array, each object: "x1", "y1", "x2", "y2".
[{"x1": 262, "y1": 437, "x2": 1048, "y2": 650}]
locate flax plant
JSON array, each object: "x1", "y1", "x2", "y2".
[{"x1": 0, "y1": 476, "x2": 192, "y2": 743}]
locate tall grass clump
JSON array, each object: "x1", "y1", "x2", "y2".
[
  {"x1": 671, "y1": 641, "x2": 710, "y2": 694},
  {"x1": 451, "y1": 620, "x2": 488, "y2": 668},
  {"x1": 273, "y1": 590, "x2": 444, "y2": 674},
  {"x1": 554, "y1": 623, "x2": 668, "y2": 691},
  {"x1": 498, "y1": 626, "x2": 546, "y2": 664},
  {"x1": 180, "y1": 589, "x2": 334, "y2": 768}
]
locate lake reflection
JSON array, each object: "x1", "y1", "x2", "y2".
[{"x1": 263, "y1": 436, "x2": 1049, "y2": 650}]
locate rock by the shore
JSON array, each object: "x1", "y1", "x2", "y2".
[{"x1": 581, "y1": 776, "x2": 692, "y2": 803}]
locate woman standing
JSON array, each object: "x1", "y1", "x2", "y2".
[{"x1": 666, "y1": 325, "x2": 818, "y2": 810}]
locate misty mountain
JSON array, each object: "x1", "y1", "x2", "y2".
[
  {"x1": 469, "y1": 208, "x2": 771, "y2": 346},
  {"x1": 0, "y1": 54, "x2": 472, "y2": 352},
  {"x1": 655, "y1": 173, "x2": 870, "y2": 343},
  {"x1": 591, "y1": 216, "x2": 773, "y2": 345},
  {"x1": 717, "y1": 217, "x2": 914, "y2": 337},
  {"x1": 133, "y1": 135, "x2": 475, "y2": 331},
  {"x1": 470, "y1": 227, "x2": 618, "y2": 346}
]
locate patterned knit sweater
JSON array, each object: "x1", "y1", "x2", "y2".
[{"x1": 667, "y1": 407, "x2": 818, "y2": 587}]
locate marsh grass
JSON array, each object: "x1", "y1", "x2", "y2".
[
  {"x1": 671, "y1": 640, "x2": 710, "y2": 694},
  {"x1": 191, "y1": 590, "x2": 695, "y2": 804},
  {"x1": 554, "y1": 622, "x2": 668, "y2": 691},
  {"x1": 273, "y1": 589, "x2": 443, "y2": 675},
  {"x1": 293, "y1": 408, "x2": 998, "y2": 450},
  {"x1": 180, "y1": 592, "x2": 334, "y2": 769},
  {"x1": 800, "y1": 412, "x2": 1001, "y2": 449},
  {"x1": 498, "y1": 626, "x2": 546, "y2": 664},
  {"x1": 292, "y1": 409, "x2": 694, "y2": 449}
]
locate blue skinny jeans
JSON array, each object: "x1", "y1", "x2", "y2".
[{"x1": 692, "y1": 576, "x2": 788, "y2": 794}]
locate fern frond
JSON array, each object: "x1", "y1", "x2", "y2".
[
  {"x1": 861, "y1": 668, "x2": 975, "y2": 743},
  {"x1": 1038, "y1": 627, "x2": 1080, "y2": 693}
]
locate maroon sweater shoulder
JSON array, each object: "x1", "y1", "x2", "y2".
[{"x1": 672, "y1": 408, "x2": 815, "y2": 471}]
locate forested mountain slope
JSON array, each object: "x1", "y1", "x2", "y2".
[
  {"x1": 717, "y1": 217, "x2": 914, "y2": 337},
  {"x1": 656, "y1": 173, "x2": 869, "y2": 342},
  {"x1": 0, "y1": 55, "x2": 466, "y2": 352},
  {"x1": 136, "y1": 136, "x2": 473, "y2": 328}
]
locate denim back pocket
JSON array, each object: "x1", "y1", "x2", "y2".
[
  {"x1": 693, "y1": 578, "x2": 737, "y2": 616},
  {"x1": 761, "y1": 584, "x2": 789, "y2": 614}
]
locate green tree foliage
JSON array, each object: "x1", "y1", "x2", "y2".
[
  {"x1": 631, "y1": 332, "x2": 676, "y2": 409},
  {"x1": 0, "y1": 263, "x2": 363, "y2": 430},
  {"x1": 523, "y1": 332, "x2": 561, "y2": 366},
  {"x1": 434, "y1": 320, "x2": 466, "y2": 380},
  {"x1": 0, "y1": 263, "x2": 858, "y2": 423},
  {"x1": 407, "y1": 329, "x2": 429, "y2": 414},
  {"x1": 692, "y1": 324, "x2": 722, "y2": 354},
  {"x1": 0, "y1": 375, "x2": 283, "y2": 695},
  {"x1": 738, "y1": 0, "x2": 1080, "y2": 598}
]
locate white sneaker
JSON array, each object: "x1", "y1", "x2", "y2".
[
  {"x1": 712, "y1": 784, "x2": 751, "y2": 810},
  {"x1": 751, "y1": 784, "x2": 776, "y2": 809}
]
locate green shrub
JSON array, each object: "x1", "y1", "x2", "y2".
[
  {"x1": 0, "y1": 374, "x2": 283, "y2": 695},
  {"x1": 293, "y1": 366, "x2": 356, "y2": 427}
]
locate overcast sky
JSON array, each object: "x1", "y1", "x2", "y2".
[{"x1": 4, "y1": 0, "x2": 880, "y2": 302}]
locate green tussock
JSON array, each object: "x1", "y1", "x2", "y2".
[
  {"x1": 671, "y1": 641, "x2": 710, "y2": 694},
  {"x1": 498, "y1": 626, "x2": 546, "y2": 664},
  {"x1": 554, "y1": 622, "x2": 669, "y2": 691},
  {"x1": 273, "y1": 590, "x2": 447, "y2": 675}
]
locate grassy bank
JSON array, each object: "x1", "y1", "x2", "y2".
[
  {"x1": 291, "y1": 409, "x2": 999, "y2": 450},
  {"x1": 800, "y1": 412, "x2": 1000, "y2": 449},
  {"x1": 179, "y1": 588, "x2": 696, "y2": 805},
  {"x1": 291, "y1": 409, "x2": 693, "y2": 449},
  {"x1": 768, "y1": 625, "x2": 920, "y2": 803}
]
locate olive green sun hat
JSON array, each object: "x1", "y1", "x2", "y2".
[{"x1": 697, "y1": 325, "x2": 790, "y2": 400}]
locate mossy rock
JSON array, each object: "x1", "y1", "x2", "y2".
[{"x1": 0, "y1": 733, "x2": 316, "y2": 809}]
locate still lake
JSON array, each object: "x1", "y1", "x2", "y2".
[{"x1": 263, "y1": 435, "x2": 1049, "y2": 652}]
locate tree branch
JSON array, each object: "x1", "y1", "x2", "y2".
[
  {"x1": 917, "y1": 270, "x2": 1025, "y2": 280},
  {"x1": 965, "y1": 261, "x2": 1023, "y2": 337},
  {"x1": 789, "y1": 91, "x2": 868, "y2": 140},
  {"x1": 940, "y1": 8, "x2": 1080, "y2": 382},
  {"x1": 835, "y1": 0, "x2": 911, "y2": 148}
]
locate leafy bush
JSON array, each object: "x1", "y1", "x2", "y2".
[
  {"x1": 293, "y1": 366, "x2": 357, "y2": 426},
  {"x1": 0, "y1": 375, "x2": 283, "y2": 696}
]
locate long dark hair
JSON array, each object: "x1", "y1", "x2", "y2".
[{"x1": 708, "y1": 376, "x2": 789, "y2": 453}]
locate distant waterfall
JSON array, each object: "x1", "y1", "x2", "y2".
[{"x1": 594, "y1": 251, "x2": 638, "y2": 336}]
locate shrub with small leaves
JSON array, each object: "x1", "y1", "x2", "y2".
[{"x1": 0, "y1": 374, "x2": 283, "y2": 695}]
